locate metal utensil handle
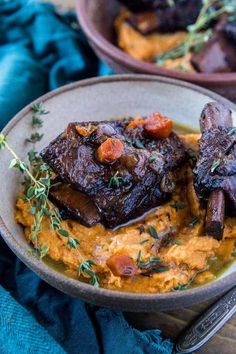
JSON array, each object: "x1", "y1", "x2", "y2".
[{"x1": 175, "y1": 286, "x2": 236, "y2": 353}]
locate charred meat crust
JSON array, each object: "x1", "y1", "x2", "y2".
[
  {"x1": 41, "y1": 118, "x2": 186, "y2": 228},
  {"x1": 191, "y1": 20, "x2": 236, "y2": 74},
  {"x1": 194, "y1": 102, "x2": 236, "y2": 216}
]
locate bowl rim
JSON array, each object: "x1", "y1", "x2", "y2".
[
  {"x1": 76, "y1": 0, "x2": 236, "y2": 85},
  {"x1": 1, "y1": 74, "x2": 236, "y2": 311}
]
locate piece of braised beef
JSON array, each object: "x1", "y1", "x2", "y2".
[
  {"x1": 191, "y1": 20, "x2": 236, "y2": 73},
  {"x1": 49, "y1": 183, "x2": 101, "y2": 227},
  {"x1": 41, "y1": 117, "x2": 186, "y2": 228},
  {"x1": 125, "y1": 0, "x2": 202, "y2": 35},
  {"x1": 194, "y1": 102, "x2": 236, "y2": 215}
]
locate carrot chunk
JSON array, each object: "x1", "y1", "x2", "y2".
[
  {"x1": 97, "y1": 138, "x2": 124, "y2": 163},
  {"x1": 75, "y1": 125, "x2": 92, "y2": 136},
  {"x1": 144, "y1": 112, "x2": 173, "y2": 139},
  {"x1": 106, "y1": 254, "x2": 137, "y2": 277},
  {"x1": 127, "y1": 115, "x2": 145, "y2": 129}
]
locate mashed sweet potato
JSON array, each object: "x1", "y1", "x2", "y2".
[
  {"x1": 115, "y1": 9, "x2": 195, "y2": 72},
  {"x1": 15, "y1": 134, "x2": 236, "y2": 293}
]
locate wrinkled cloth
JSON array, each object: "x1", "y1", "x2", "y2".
[{"x1": 0, "y1": 1, "x2": 173, "y2": 353}]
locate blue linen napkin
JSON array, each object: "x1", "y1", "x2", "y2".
[{"x1": 0, "y1": 1, "x2": 173, "y2": 353}]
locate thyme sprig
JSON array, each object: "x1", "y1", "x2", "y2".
[
  {"x1": 78, "y1": 260, "x2": 100, "y2": 287},
  {"x1": 0, "y1": 134, "x2": 79, "y2": 250},
  {"x1": 1, "y1": 105, "x2": 100, "y2": 287},
  {"x1": 109, "y1": 171, "x2": 125, "y2": 188},
  {"x1": 136, "y1": 250, "x2": 169, "y2": 272},
  {"x1": 156, "y1": 0, "x2": 236, "y2": 69}
]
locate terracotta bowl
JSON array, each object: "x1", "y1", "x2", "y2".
[
  {"x1": 1, "y1": 74, "x2": 236, "y2": 312},
  {"x1": 76, "y1": 0, "x2": 236, "y2": 103}
]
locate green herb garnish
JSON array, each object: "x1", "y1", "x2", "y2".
[
  {"x1": 147, "y1": 225, "x2": 158, "y2": 239},
  {"x1": 149, "y1": 155, "x2": 157, "y2": 163},
  {"x1": 78, "y1": 260, "x2": 100, "y2": 287},
  {"x1": 108, "y1": 171, "x2": 124, "y2": 188},
  {"x1": 169, "y1": 239, "x2": 182, "y2": 246},
  {"x1": 0, "y1": 105, "x2": 79, "y2": 253},
  {"x1": 139, "y1": 225, "x2": 145, "y2": 234},
  {"x1": 125, "y1": 139, "x2": 132, "y2": 147},
  {"x1": 30, "y1": 244, "x2": 49, "y2": 260},
  {"x1": 140, "y1": 239, "x2": 149, "y2": 245},
  {"x1": 156, "y1": 0, "x2": 236, "y2": 68},
  {"x1": 174, "y1": 283, "x2": 189, "y2": 291},
  {"x1": 210, "y1": 160, "x2": 221, "y2": 173},
  {"x1": 137, "y1": 252, "x2": 169, "y2": 273},
  {"x1": 227, "y1": 127, "x2": 236, "y2": 135},
  {"x1": 134, "y1": 139, "x2": 144, "y2": 149},
  {"x1": 149, "y1": 153, "x2": 163, "y2": 163},
  {"x1": 188, "y1": 215, "x2": 199, "y2": 227},
  {"x1": 170, "y1": 202, "x2": 186, "y2": 211}
]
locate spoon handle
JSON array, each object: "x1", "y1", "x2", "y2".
[{"x1": 175, "y1": 286, "x2": 236, "y2": 353}]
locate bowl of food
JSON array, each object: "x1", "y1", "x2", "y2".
[
  {"x1": 1, "y1": 74, "x2": 236, "y2": 312},
  {"x1": 76, "y1": 0, "x2": 236, "y2": 102}
]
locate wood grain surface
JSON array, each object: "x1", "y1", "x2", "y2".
[
  {"x1": 43, "y1": 1, "x2": 236, "y2": 352},
  {"x1": 124, "y1": 295, "x2": 236, "y2": 353}
]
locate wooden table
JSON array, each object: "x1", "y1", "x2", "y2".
[
  {"x1": 43, "y1": 1, "x2": 236, "y2": 352},
  {"x1": 125, "y1": 295, "x2": 236, "y2": 353}
]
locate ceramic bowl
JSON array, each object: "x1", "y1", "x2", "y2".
[
  {"x1": 1, "y1": 74, "x2": 236, "y2": 312},
  {"x1": 76, "y1": 0, "x2": 236, "y2": 102}
]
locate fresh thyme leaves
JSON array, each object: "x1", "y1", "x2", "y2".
[
  {"x1": 210, "y1": 160, "x2": 221, "y2": 173},
  {"x1": 156, "y1": 0, "x2": 236, "y2": 68},
  {"x1": 188, "y1": 215, "x2": 200, "y2": 227},
  {"x1": 30, "y1": 244, "x2": 49, "y2": 259},
  {"x1": 147, "y1": 225, "x2": 158, "y2": 239},
  {"x1": 169, "y1": 239, "x2": 182, "y2": 246},
  {"x1": 125, "y1": 139, "x2": 132, "y2": 147},
  {"x1": 139, "y1": 225, "x2": 145, "y2": 234},
  {"x1": 149, "y1": 153, "x2": 163, "y2": 163},
  {"x1": 173, "y1": 283, "x2": 189, "y2": 291},
  {"x1": 170, "y1": 202, "x2": 186, "y2": 211},
  {"x1": 25, "y1": 103, "x2": 48, "y2": 145},
  {"x1": 39, "y1": 244, "x2": 49, "y2": 259},
  {"x1": 137, "y1": 250, "x2": 142, "y2": 263},
  {"x1": 227, "y1": 127, "x2": 236, "y2": 135},
  {"x1": 108, "y1": 171, "x2": 124, "y2": 188},
  {"x1": 32, "y1": 102, "x2": 49, "y2": 115},
  {"x1": 78, "y1": 260, "x2": 100, "y2": 287},
  {"x1": 0, "y1": 113, "x2": 79, "y2": 252},
  {"x1": 134, "y1": 139, "x2": 144, "y2": 149},
  {"x1": 149, "y1": 155, "x2": 157, "y2": 163},
  {"x1": 140, "y1": 239, "x2": 149, "y2": 245},
  {"x1": 0, "y1": 134, "x2": 6, "y2": 150},
  {"x1": 58, "y1": 229, "x2": 80, "y2": 249},
  {"x1": 26, "y1": 132, "x2": 44, "y2": 144},
  {"x1": 136, "y1": 251, "x2": 168, "y2": 272}
]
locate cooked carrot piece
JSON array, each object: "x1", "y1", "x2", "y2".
[
  {"x1": 97, "y1": 138, "x2": 124, "y2": 163},
  {"x1": 144, "y1": 112, "x2": 173, "y2": 139},
  {"x1": 75, "y1": 125, "x2": 92, "y2": 136},
  {"x1": 106, "y1": 254, "x2": 137, "y2": 277},
  {"x1": 127, "y1": 115, "x2": 145, "y2": 129}
]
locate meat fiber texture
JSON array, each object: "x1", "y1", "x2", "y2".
[
  {"x1": 194, "y1": 127, "x2": 236, "y2": 214},
  {"x1": 41, "y1": 118, "x2": 186, "y2": 228}
]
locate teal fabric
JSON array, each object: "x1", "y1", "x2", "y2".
[{"x1": 0, "y1": 1, "x2": 173, "y2": 353}]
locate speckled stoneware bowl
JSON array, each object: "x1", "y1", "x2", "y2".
[
  {"x1": 76, "y1": 0, "x2": 236, "y2": 102},
  {"x1": 1, "y1": 75, "x2": 236, "y2": 312}
]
